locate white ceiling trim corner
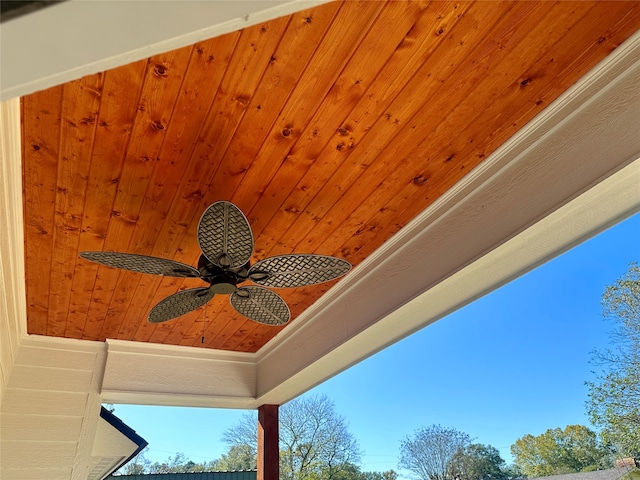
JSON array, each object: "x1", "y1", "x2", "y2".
[
  {"x1": 0, "y1": 0, "x2": 331, "y2": 101},
  {"x1": 72, "y1": 349, "x2": 109, "y2": 479}
]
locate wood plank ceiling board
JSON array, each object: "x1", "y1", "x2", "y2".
[{"x1": 21, "y1": 0, "x2": 640, "y2": 353}]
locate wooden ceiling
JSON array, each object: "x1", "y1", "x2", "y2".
[{"x1": 21, "y1": 1, "x2": 640, "y2": 353}]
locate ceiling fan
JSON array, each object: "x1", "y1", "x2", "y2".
[{"x1": 79, "y1": 201, "x2": 351, "y2": 326}]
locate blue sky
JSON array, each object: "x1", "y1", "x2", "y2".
[{"x1": 111, "y1": 212, "x2": 639, "y2": 473}]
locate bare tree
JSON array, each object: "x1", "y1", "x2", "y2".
[
  {"x1": 221, "y1": 413, "x2": 258, "y2": 458},
  {"x1": 221, "y1": 394, "x2": 361, "y2": 480},
  {"x1": 399, "y1": 425, "x2": 472, "y2": 480},
  {"x1": 121, "y1": 448, "x2": 151, "y2": 474},
  {"x1": 280, "y1": 394, "x2": 361, "y2": 480}
]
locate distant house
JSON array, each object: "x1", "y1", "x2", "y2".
[{"x1": 529, "y1": 461, "x2": 640, "y2": 480}]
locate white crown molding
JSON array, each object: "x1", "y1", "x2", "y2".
[
  {"x1": 105, "y1": 338, "x2": 256, "y2": 363},
  {"x1": 18, "y1": 334, "x2": 107, "y2": 354},
  {"x1": 0, "y1": 0, "x2": 330, "y2": 101}
]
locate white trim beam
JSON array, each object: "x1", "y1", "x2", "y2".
[{"x1": 101, "y1": 340, "x2": 258, "y2": 409}]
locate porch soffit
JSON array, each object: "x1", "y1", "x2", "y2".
[
  {"x1": 1, "y1": 3, "x2": 639, "y2": 476},
  {"x1": 13, "y1": 1, "x2": 640, "y2": 354},
  {"x1": 2, "y1": 28, "x2": 638, "y2": 408}
]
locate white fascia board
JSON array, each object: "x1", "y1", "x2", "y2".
[
  {"x1": 253, "y1": 30, "x2": 640, "y2": 405},
  {"x1": 0, "y1": 0, "x2": 330, "y2": 101}
]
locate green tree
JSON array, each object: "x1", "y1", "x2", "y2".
[
  {"x1": 510, "y1": 425, "x2": 610, "y2": 477},
  {"x1": 149, "y1": 452, "x2": 194, "y2": 473},
  {"x1": 115, "y1": 449, "x2": 217, "y2": 474},
  {"x1": 586, "y1": 262, "x2": 640, "y2": 457},
  {"x1": 360, "y1": 470, "x2": 399, "y2": 480},
  {"x1": 212, "y1": 444, "x2": 256, "y2": 471},
  {"x1": 324, "y1": 462, "x2": 363, "y2": 480},
  {"x1": 454, "y1": 443, "x2": 507, "y2": 480},
  {"x1": 501, "y1": 463, "x2": 523, "y2": 479},
  {"x1": 399, "y1": 425, "x2": 472, "y2": 480}
]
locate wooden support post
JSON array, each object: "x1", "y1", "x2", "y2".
[{"x1": 257, "y1": 404, "x2": 279, "y2": 480}]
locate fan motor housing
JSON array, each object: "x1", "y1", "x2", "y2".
[
  {"x1": 210, "y1": 281, "x2": 238, "y2": 294},
  {"x1": 198, "y1": 255, "x2": 250, "y2": 294}
]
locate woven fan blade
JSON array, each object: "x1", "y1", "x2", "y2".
[
  {"x1": 197, "y1": 201, "x2": 254, "y2": 268},
  {"x1": 230, "y1": 286, "x2": 290, "y2": 326},
  {"x1": 148, "y1": 287, "x2": 215, "y2": 323},
  {"x1": 248, "y1": 254, "x2": 351, "y2": 288},
  {"x1": 79, "y1": 251, "x2": 200, "y2": 278}
]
